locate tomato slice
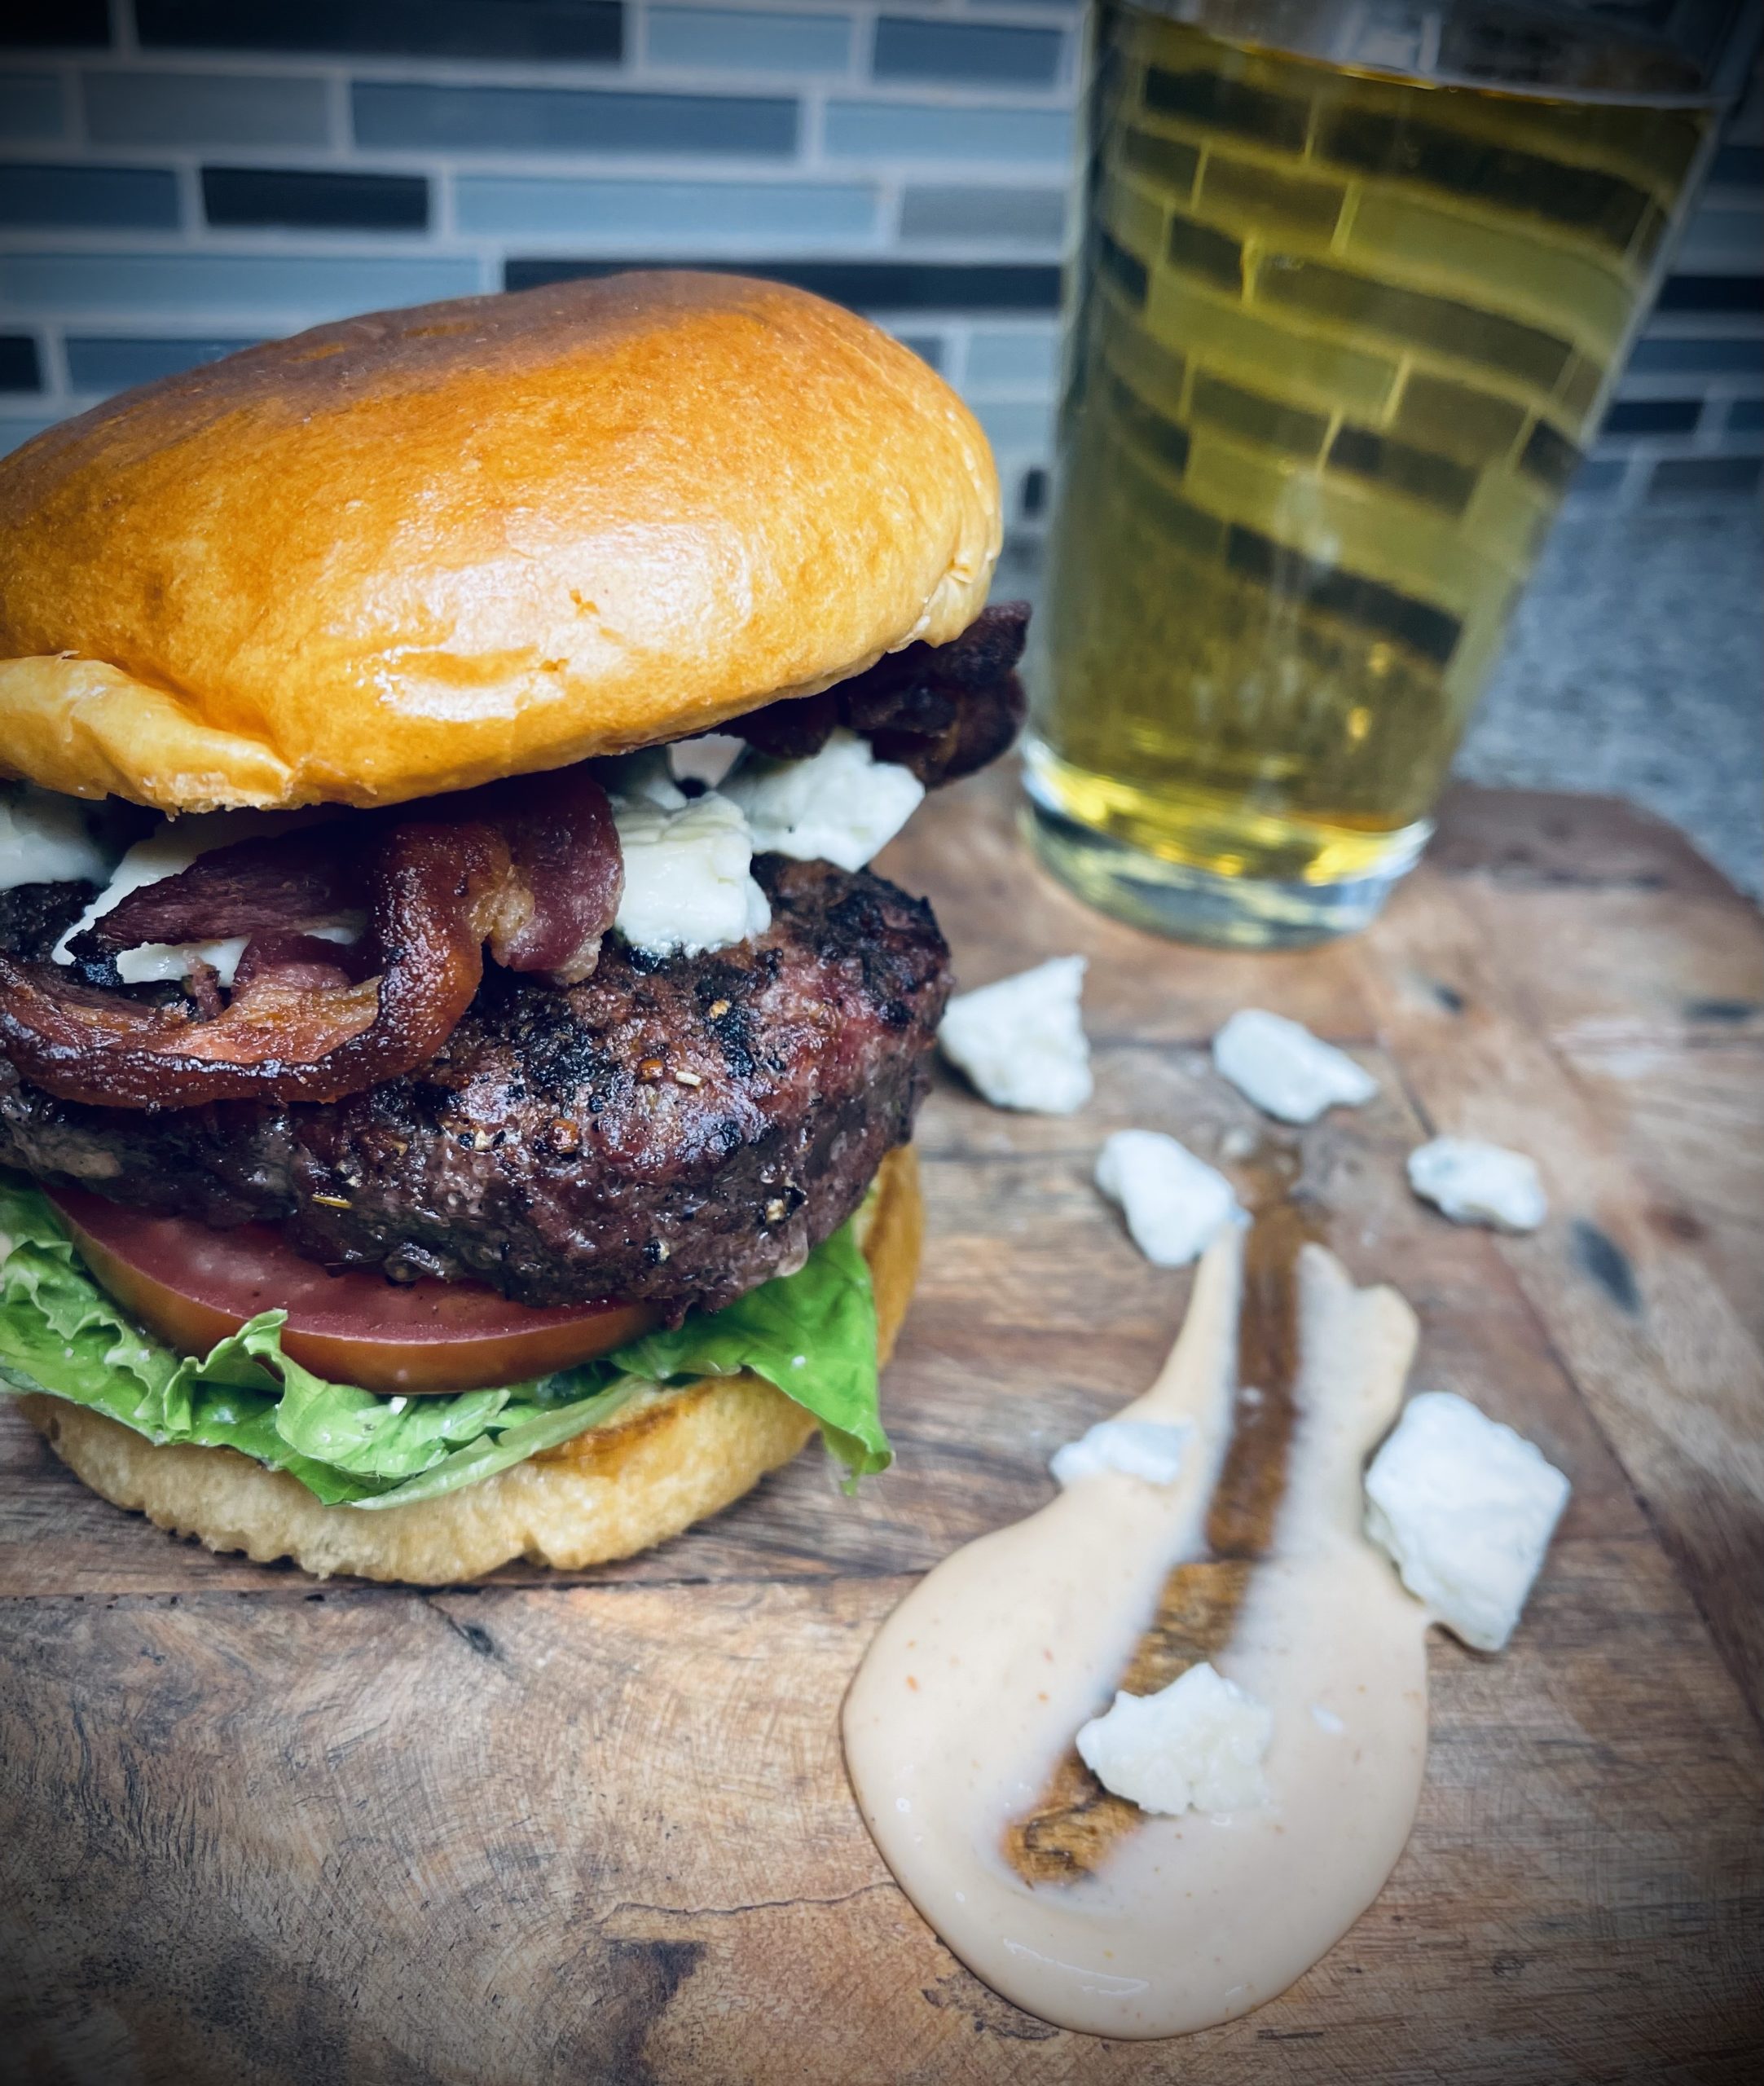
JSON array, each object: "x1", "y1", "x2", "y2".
[{"x1": 47, "y1": 1185, "x2": 657, "y2": 1396}]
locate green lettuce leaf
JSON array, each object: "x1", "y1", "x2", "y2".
[
  {"x1": 614, "y1": 1218, "x2": 890, "y2": 1481},
  {"x1": 0, "y1": 1171, "x2": 888, "y2": 1507}
]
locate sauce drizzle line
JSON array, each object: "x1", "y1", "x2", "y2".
[
  {"x1": 1006, "y1": 1174, "x2": 1324, "y2": 1884},
  {"x1": 842, "y1": 1217, "x2": 1427, "y2": 2040}
]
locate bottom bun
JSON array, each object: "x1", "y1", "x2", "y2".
[{"x1": 23, "y1": 1146, "x2": 922, "y2": 1585}]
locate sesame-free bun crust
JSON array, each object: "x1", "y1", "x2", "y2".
[
  {"x1": 21, "y1": 1147, "x2": 921, "y2": 1585},
  {"x1": 0, "y1": 274, "x2": 1000, "y2": 813}
]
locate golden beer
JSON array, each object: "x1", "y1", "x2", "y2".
[{"x1": 1027, "y1": 2, "x2": 1719, "y2": 944}]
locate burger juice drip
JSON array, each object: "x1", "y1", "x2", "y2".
[{"x1": 842, "y1": 1218, "x2": 1429, "y2": 2039}]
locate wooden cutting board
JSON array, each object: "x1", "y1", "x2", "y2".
[{"x1": 2, "y1": 772, "x2": 1761, "y2": 2084}]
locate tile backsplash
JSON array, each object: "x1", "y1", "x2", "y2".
[{"x1": 1, "y1": 0, "x2": 1758, "y2": 526}]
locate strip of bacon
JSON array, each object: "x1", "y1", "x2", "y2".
[
  {"x1": 85, "y1": 824, "x2": 363, "y2": 955},
  {"x1": 82, "y1": 771, "x2": 622, "y2": 990},
  {"x1": 733, "y1": 600, "x2": 1030, "y2": 786},
  {"x1": 231, "y1": 932, "x2": 376, "y2": 997},
  {"x1": 440, "y1": 766, "x2": 624, "y2": 985},
  {"x1": 0, "y1": 821, "x2": 508, "y2": 1109}
]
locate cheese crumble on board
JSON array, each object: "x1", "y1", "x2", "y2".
[
  {"x1": 1212, "y1": 1009, "x2": 1378, "y2": 1124},
  {"x1": 938, "y1": 955, "x2": 1092, "y2": 1114},
  {"x1": 1076, "y1": 1661, "x2": 1274, "y2": 1817},
  {"x1": 1407, "y1": 1138, "x2": 1548, "y2": 1233},
  {"x1": 1094, "y1": 1129, "x2": 1240, "y2": 1267},
  {"x1": 1365, "y1": 1390, "x2": 1569, "y2": 1652}
]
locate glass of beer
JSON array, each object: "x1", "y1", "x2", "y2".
[{"x1": 1025, "y1": 0, "x2": 1739, "y2": 946}]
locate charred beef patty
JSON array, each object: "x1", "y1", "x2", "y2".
[{"x1": 0, "y1": 856, "x2": 949, "y2": 1316}]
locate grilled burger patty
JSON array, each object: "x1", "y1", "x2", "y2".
[{"x1": 0, "y1": 855, "x2": 950, "y2": 1316}]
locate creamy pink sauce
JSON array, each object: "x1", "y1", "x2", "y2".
[{"x1": 842, "y1": 1226, "x2": 1427, "y2": 2039}]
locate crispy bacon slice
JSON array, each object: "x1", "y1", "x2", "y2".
[
  {"x1": 82, "y1": 770, "x2": 622, "y2": 990},
  {"x1": 85, "y1": 824, "x2": 362, "y2": 955},
  {"x1": 1, "y1": 762, "x2": 625, "y2": 1110},
  {"x1": 442, "y1": 767, "x2": 623, "y2": 985},
  {"x1": 734, "y1": 600, "x2": 1030, "y2": 787},
  {"x1": 231, "y1": 931, "x2": 376, "y2": 997},
  {"x1": 0, "y1": 821, "x2": 509, "y2": 1109}
]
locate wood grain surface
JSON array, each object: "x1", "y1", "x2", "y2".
[{"x1": 2, "y1": 772, "x2": 1761, "y2": 2084}]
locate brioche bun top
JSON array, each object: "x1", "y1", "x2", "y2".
[{"x1": 0, "y1": 272, "x2": 1001, "y2": 814}]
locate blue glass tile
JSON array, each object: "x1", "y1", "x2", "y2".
[
  {"x1": 354, "y1": 81, "x2": 796, "y2": 156},
  {"x1": 66, "y1": 336, "x2": 260, "y2": 393},
  {"x1": 1656, "y1": 274, "x2": 1764, "y2": 314},
  {"x1": 1728, "y1": 398, "x2": 1764, "y2": 434},
  {"x1": 1602, "y1": 397, "x2": 1700, "y2": 436},
  {"x1": 1711, "y1": 145, "x2": 1764, "y2": 187},
  {"x1": 0, "y1": 163, "x2": 181, "y2": 229},
  {"x1": 1625, "y1": 336, "x2": 1764, "y2": 376},
  {"x1": 456, "y1": 176, "x2": 874, "y2": 241},
  {"x1": 964, "y1": 327, "x2": 1059, "y2": 386},
  {"x1": 648, "y1": 7, "x2": 851, "y2": 73},
  {"x1": 1566, "y1": 458, "x2": 1630, "y2": 498},
  {"x1": 873, "y1": 16, "x2": 1062, "y2": 88},
  {"x1": 203, "y1": 168, "x2": 428, "y2": 232},
  {"x1": 84, "y1": 71, "x2": 332, "y2": 147},
  {"x1": 0, "y1": 415, "x2": 59, "y2": 454},
  {"x1": 2, "y1": 2, "x2": 108, "y2": 47},
  {"x1": 972, "y1": 398, "x2": 1052, "y2": 449},
  {"x1": 899, "y1": 184, "x2": 1065, "y2": 243},
  {"x1": 0, "y1": 252, "x2": 479, "y2": 314},
  {"x1": 135, "y1": 0, "x2": 622, "y2": 63},
  {"x1": 0, "y1": 337, "x2": 42, "y2": 391},
  {"x1": 1647, "y1": 454, "x2": 1762, "y2": 497},
  {"x1": 825, "y1": 100, "x2": 1071, "y2": 161},
  {"x1": 0, "y1": 73, "x2": 64, "y2": 143},
  {"x1": 505, "y1": 255, "x2": 1061, "y2": 311}
]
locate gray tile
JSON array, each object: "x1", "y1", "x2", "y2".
[
  {"x1": 971, "y1": 397, "x2": 1053, "y2": 451},
  {"x1": 84, "y1": 70, "x2": 332, "y2": 147},
  {"x1": 203, "y1": 166, "x2": 427, "y2": 232},
  {"x1": 135, "y1": 0, "x2": 622, "y2": 62},
  {"x1": 507, "y1": 253, "x2": 1059, "y2": 310},
  {"x1": 455, "y1": 174, "x2": 874, "y2": 241},
  {"x1": 66, "y1": 335, "x2": 260, "y2": 393},
  {"x1": 873, "y1": 15, "x2": 1062, "y2": 88},
  {"x1": 2, "y1": 0, "x2": 108, "y2": 46},
  {"x1": 1647, "y1": 453, "x2": 1763, "y2": 498},
  {"x1": 0, "y1": 413, "x2": 59, "y2": 455},
  {"x1": 1625, "y1": 335, "x2": 1764, "y2": 376},
  {"x1": 0, "y1": 163, "x2": 181, "y2": 229},
  {"x1": 354, "y1": 81, "x2": 796, "y2": 156},
  {"x1": 0, "y1": 252, "x2": 479, "y2": 314},
  {"x1": 825, "y1": 100, "x2": 1071, "y2": 161},
  {"x1": 0, "y1": 72, "x2": 64, "y2": 143},
  {"x1": 1566, "y1": 457, "x2": 1630, "y2": 498},
  {"x1": 1602, "y1": 396, "x2": 1700, "y2": 437},
  {"x1": 964, "y1": 325, "x2": 1058, "y2": 386},
  {"x1": 0, "y1": 336, "x2": 42, "y2": 390},
  {"x1": 892, "y1": 332, "x2": 942, "y2": 370},
  {"x1": 900, "y1": 183, "x2": 1064, "y2": 244},
  {"x1": 1676, "y1": 200, "x2": 1764, "y2": 266},
  {"x1": 647, "y1": 7, "x2": 851, "y2": 73}
]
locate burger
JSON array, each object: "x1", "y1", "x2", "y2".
[{"x1": 0, "y1": 271, "x2": 1027, "y2": 1583}]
